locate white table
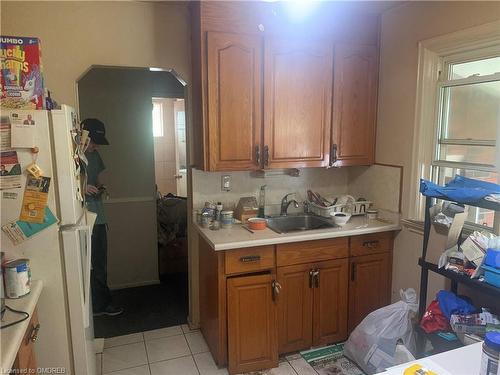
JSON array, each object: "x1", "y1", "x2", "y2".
[{"x1": 377, "y1": 342, "x2": 483, "y2": 375}]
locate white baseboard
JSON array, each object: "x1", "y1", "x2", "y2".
[{"x1": 109, "y1": 279, "x2": 160, "y2": 290}]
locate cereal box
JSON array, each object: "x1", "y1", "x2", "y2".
[{"x1": 0, "y1": 36, "x2": 44, "y2": 109}]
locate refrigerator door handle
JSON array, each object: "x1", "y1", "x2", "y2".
[{"x1": 61, "y1": 224, "x2": 93, "y2": 328}]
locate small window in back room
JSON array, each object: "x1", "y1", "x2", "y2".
[{"x1": 152, "y1": 100, "x2": 163, "y2": 137}]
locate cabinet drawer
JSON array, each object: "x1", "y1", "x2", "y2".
[
  {"x1": 225, "y1": 246, "x2": 275, "y2": 275},
  {"x1": 14, "y1": 309, "x2": 39, "y2": 370},
  {"x1": 350, "y1": 232, "x2": 393, "y2": 257},
  {"x1": 277, "y1": 238, "x2": 348, "y2": 267}
]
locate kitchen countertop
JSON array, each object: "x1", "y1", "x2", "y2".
[
  {"x1": 196, "y1": 215, "x2": 401, "y2": 251},
  {"x1": 1, "y1": 280, "x2": 43, "y2": 372}
]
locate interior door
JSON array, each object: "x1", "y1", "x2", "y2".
[
  {"x1": 331, "y1": 44, "x2": 378, "y2": 167},
  {"x1": 207, "y1": 31, "x2": 262, "y2": 171},
  {"x1": 277, "y1": 264, "x2": 313, "y2": 354},
  {"x1": 263, "y1": 37, "x2": 332, "y2": 168},
  {"x1": 348, "y1": 253, "x2": 391, "y2": 332},
  {"x1": 227, "y1": 274, "x2": 278, "y2": 374},
  {"x1": 312, "y1": 259, "x2": 349, "y2": 346},
  {"x1": 173, "y1": 99, "x2": 187, "y2": 197}
]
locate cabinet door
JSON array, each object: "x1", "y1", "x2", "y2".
[
  {"x1": 348, "y1": 253, "x2": 391, "y2": 332},
  {"x1": 331, "y1": 44, "x2": 378, "y2": 167},
  {"x1": 207, "y1": 32, "x2": 262, "y2": 171},
  {"x1": 277, "y1": 264, "x2": 313, "y2": 354},
  {"x1": 227, "y1": 274, "x2": 278, "y2": 374},
  {"x1": 312, "y1": 259, "x2": 349, "y2": 346},
  {"x1": 263, "y1": 38, "x2": 332, "y2": 168}
]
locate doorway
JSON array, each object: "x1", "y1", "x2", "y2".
[{"x1": 77, "y1": 66, "x2": 189, "y2": 338}]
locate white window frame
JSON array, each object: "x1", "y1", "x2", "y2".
[{"x1": 409, "y1": 20, "x2": 500, "y2": 234}]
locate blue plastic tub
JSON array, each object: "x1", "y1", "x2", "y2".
[{"x1": 482, "y1": 265, "x2": 500, "y2": 288}]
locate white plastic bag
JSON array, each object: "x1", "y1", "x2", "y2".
[{"x1": 344, "y1": 288, "x2": 419, "y2": 374}]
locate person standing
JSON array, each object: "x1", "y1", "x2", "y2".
[{"x1": 82, "y1": 118, "x2": 123, "y2": 317}]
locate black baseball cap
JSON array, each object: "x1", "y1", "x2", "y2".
[{"x1": 81, "y1": 118, "x2": 109, "y2": 145}]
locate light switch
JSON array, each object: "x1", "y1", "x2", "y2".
[{"x1": 222, "y1": 175, "x2": 231, "y2": 191}]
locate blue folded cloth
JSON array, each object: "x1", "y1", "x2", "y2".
[
  {"x1": 436, "y1": 290, "x2": 476, "y2": 320},
  {"x1": 420, "y1": 176, "x2": 500, "y2": 204}
]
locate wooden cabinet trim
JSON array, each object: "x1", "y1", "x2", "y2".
[{"x1": 277, "y1": 238, "x2": 348, "y2": 267}]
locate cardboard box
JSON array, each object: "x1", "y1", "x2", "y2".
[
  {"x1": 1, "y1": 36, "x2": 44, "y2": 109},
  {"x1": 425, "y1": 204, "x2": 468, "y2": 265}
]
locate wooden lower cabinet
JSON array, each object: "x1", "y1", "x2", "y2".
[
  {"x1": 199, "y1": 232, "x2": 394, "y2": 374},
  {"x1": 13, "y1": 309, "x2": 39, "y2": 372},
  {"x1": 312, "y1": 259, "x2": 349, "y2": 347},
  {"x1": 348, "y1": 252, "x2": 391, "y2": 332},
  {"x1": 227, "y1": 274, "x2": 278, "y2": 374},
  {"x1": 277, "y1": 263, "x2": 313, "y2": 353},
  {"x1": 277, "y1": 259, "x2": 348, "y2": 354}
]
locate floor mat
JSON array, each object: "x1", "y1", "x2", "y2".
[
  {"x1": 301, "y1": 342, "x2": 365, "y2": 375},
  {"x1": 93, "y1": 273, "x2": 188, "y2": 338}
]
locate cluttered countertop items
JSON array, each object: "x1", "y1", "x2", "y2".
[
  {"x1": 194, "y1": 189, "x2": 400, "y2": 251},
  {"x1": 1, "y1": 280, "x2": 43, "y2": 372}
]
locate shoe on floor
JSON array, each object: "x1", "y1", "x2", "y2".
[{"x1": 93, "y1": 305, "x2": 124, "y2": 317}]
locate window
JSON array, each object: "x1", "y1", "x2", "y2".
[
  {"x1": 176, "y1": 110, "x2": 186, "y2": 143},
  {"x1": 152, "y1": 100, "x2": 163, "y2": 137},
  {"x1": 432, "y1": 52, "x2": 500, "y2": 229}
]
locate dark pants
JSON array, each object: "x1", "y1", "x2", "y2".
[{"x1": 91, "y1": 224, "x2": 111, "y2": 312}]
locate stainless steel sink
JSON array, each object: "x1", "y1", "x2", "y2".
[{"x1": 266, "y1": 214, "x2": 338, "y2": 234}]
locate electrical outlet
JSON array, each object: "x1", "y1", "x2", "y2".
[{"x1": 222, "y1": 175, "x2": 231, "y2": 191}]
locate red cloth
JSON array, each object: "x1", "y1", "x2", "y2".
[{"x1": 420, "y1": 300, "x2": 451, "y2": 333}]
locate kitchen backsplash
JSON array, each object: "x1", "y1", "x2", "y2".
[
  {"x1": 192, "y1": 164, "x2": 403, "y2": 216},
  {"x1": 192, "y1": 167, "x2": 349, "y2": 216}
]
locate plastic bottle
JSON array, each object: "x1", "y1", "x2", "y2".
[
  {"x1": 258, "y1": 185, "x2": 266, "y2": 218},
  {"x1": 480, "y1": 331, "x2": 500, "y2": 375}
]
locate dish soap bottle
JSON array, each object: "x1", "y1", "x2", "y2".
[{"x1": 258, "y1": 185, "x2": 266, "y2": 218}]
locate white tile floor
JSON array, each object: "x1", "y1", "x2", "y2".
[{"x1": 96, "y1": 324, "x2": 320, "y2": 375}]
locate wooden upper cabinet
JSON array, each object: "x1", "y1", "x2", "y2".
[
  {"x1": 227, "y1": 274, "x2": 278, "y2": 374},
  {"x1": 263, "y1": 38, "x2": 332, "y2": 168},
  {"x1": 348, "y1": 252, "x2": 391, "y2": 332},
  {"x1": 331, "y1": 44, "x2": 378, "y2": 167},
  {"x1": 312, "y1": 259, "x2": 348, "y2": 346},
  {"x1": 207, "y1": 32, "x2": 262, "y2": 171}
]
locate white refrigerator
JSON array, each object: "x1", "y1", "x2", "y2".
[{"x1": 1, "y1": 105, "x2": 96, "y2": 375}]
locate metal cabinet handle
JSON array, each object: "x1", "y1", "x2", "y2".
[
  {"x1": 309, "y1": 269, "x2": 320, "y2": 288},
  {"x1": 351, "y1": 263, "x2": 356, "y2": 282},
  {"x1": 328, "y1": 144, "x2": 338, "y2": 168},
  {"x1": 255, "y1": 145, "x2": 261, "y2": 165},
  {"x1": 27, "y1": 323, "x2": 40, "y2": 343},
  {"x1": 239, "y1": 255, "x2": 261, "y2": 263},
  {"x1": 363, "y1": 240, "x2": 379, "y2": 248},
  {"x1": 263, "y1": 145, "x2": 269, "y2": 167},
  {"x1": 314, "y1": 270, "x2": 320, "y2": 288},
  {"x1": 272, "y1": 280, "x2": 282, "y2": 302}
]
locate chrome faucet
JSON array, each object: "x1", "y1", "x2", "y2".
[{"x1": 280, "y1": 193, "x2": 299, "y2": 216}]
